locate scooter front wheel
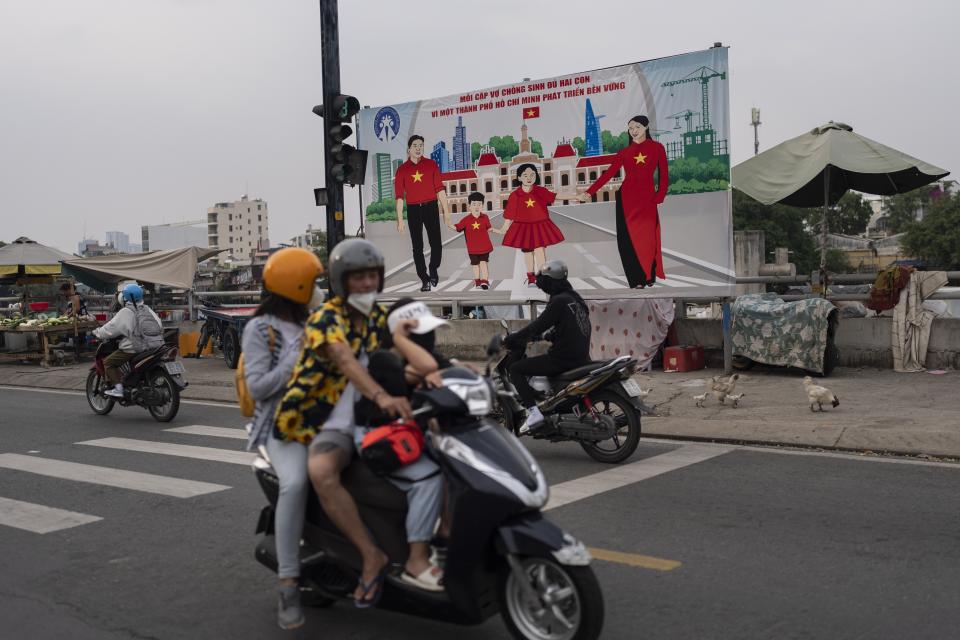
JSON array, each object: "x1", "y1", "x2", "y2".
[{"x1": 500, "y1": 556, "x2": 604, "y2": 640}]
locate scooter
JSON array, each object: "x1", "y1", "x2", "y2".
[
  {"x1": 252, "y1": 336, "x2": 605, "y2": 640},
  {"x1": 492, "y1": 319, "x2": 646, "y2": 464},
  {"x1": 85, "y1": 339, "x2": 187, "y2": 422}
]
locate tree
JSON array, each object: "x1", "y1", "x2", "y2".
[
  {"x1": 825, "y1": 248, "x2": 852, "y2": 273},
  {"x1": 601, "y1": 130, "x2": 630, "y2": 154},
  {"x1": 901, "y1": 191, "x2": 960, "y2": 269},
  {"x1": 733, "y1": 189, "x2": 819, "y2": 275},
  {"x1": 571, "y1": 136, "x2": 585, "y2": 157},
  {"x1": 529, "y1": 137, "x2": 543, "y2": 157},
  {"x1": 884, "y1": 185, "x2": 936, "y2": 234},
  {"x1": 471, "y1": 141, "x2": 482, "y2": 164},
  {"x1": 365, "y1": 198, "x2": 404, "y2": 222},
  {"x1": 488, "y1": 135, "x2": 519, "y2": 160},
  {"x1": 805, "y1": 191, "x2": 874, "y2": 236}
]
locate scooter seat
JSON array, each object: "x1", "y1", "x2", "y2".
[{"x1": 550, "y1": 361, "x2": 606, "y2": 382}]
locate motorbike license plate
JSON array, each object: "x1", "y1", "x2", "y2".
[
  {"x1": 164, "y1": 361, "x2": 185, "y2": 375},
  {"x1": 621, "y1": 378, "x2": 643, "y2": 397}
]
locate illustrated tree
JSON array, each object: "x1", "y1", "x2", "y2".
[
  {"x1": 901, "y1": 191, "x2": 960, "y2": 269},
  {"x1": 570, "y1": 137, "x2": 585, "y2": 157}
]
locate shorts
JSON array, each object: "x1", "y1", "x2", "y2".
[
  {"x1": 469, "y1": 252, "x2": 490, "y2": 266},
  {"x1": 308, "y1": 429, "x2": 355, "y2": 457}
]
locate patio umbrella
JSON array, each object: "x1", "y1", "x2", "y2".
[
  {"x1": 732, "y1": 122, "x2": 949, "y2": 281},
  {"x1": 0, "y1": 236, "x2": 75, "y2": 279}
]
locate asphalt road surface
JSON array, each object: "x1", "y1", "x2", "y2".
[{"x1": 1, "y1": 386, "x2": 959, "y2": 639}]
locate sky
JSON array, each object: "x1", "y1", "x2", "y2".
[{"x1": 1, "y1": 0, "x2": 956, "y2": 255}]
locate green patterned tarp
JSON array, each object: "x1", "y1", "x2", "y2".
[{"x1": 731, "y1": 294, "x2": 836, "y2": 373}]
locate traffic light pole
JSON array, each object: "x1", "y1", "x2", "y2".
[{"x1": 319, "y1": 0, "x2": 345, "y2": 255}]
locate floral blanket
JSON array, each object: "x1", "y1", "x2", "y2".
[{"x1": 731, "y1": 294, "x2": 836, "y2": 373}]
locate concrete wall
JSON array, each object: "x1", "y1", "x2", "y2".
[
  {"x1": 734, "y1": 230, "x2": 765, "y2": 296},
  {"x1": 433, "y1": 316, "x2": 960, "y2": 369}
]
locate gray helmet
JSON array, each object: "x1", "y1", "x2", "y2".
[
  {"x1": 538, "y1": 260, "x2": 568, "y2": 280},
  {"x1": 328, "y1": 238, "x2": 385, "y2": 298}
]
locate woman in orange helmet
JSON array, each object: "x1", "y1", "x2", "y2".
[{"x1": 241, "y1": 247, "x2": 323, "y2": 630}]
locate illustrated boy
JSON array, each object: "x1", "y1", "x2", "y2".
[{"x1": 454, "y1": 192, "x2": 501, "y2": 290}]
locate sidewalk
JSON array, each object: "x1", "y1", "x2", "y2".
[{"x1": 2, "y1": 357, "x2": 959, "y2": 460}]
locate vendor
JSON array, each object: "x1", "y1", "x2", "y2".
[{"x1": 59, "y1": 281, "x2": 88, "y2": 318}]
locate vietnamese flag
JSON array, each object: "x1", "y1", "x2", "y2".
[{"x1": 522, "y1": 106, "x2": 541, "y2": 119}]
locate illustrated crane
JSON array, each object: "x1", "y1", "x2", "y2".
[
  {"x1": 661, "y1": 66, "x2": 726, "y2": 131},
  {"x1": 666, "y1": 110, "x2": 700, "y2": 133}
]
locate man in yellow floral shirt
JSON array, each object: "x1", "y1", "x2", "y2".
[{"x1": 276, "y1": 238, "x2": 411, "y2": 608}]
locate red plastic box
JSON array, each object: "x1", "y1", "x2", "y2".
[{"x1": 663, "y1": 345, "x2": 705, "y2": 372}]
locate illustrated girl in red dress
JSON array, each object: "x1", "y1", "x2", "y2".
[
  {"x1": 499, "y1": 163, "x2": 579, "y2": 286},
  {"x1": 579, "y1": 115, "x2": 669, "y2": 288}
]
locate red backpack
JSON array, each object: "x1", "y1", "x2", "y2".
[{"x1": 360, "y1": 421, "x2": 424, "y2": 475}]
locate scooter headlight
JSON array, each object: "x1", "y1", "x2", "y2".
[{"x1": 446, "y1": 378, "x2": 493, "y2": 416}]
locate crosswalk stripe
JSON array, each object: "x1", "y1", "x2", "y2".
[
  {"x1": 663, "y1": 273, "x2": 728, "y2": 287},
  {"x1": 591, "y1": 276, "x2": 627, "y2": 290},
  {"x1": 76, "y1": 438, "x2": 256, "y2": 466},
  {"x1": 165, "y1": 425, "x2": 248, "y2": 440},
  {"x1": 383, "y1": 281, "x2": 416, "y2": 293},
  {"x1": 545, "y1": 444, "x2": 732, "y2": 511},
  {"x1": 0, "y1": 496, "x2": 102, "y2": 533},
  {"x1": 655, "y1": 277, "x2": 695, "y2": 288},
  {"x1": 397, "y1": 282, "x2": 425, "y2": 293},
  {"x1": 496, "y1": 278, "x2": 517, "y2": 291},
  {"x1": 443, "y1": 280, "x2": 471, "y2": 292},
  {"x1": 0, "y1": 454, "x2": 230, "y2": 497},
  {"x1": 567, "y1": 277, "x2": 594, "y2": 290}
]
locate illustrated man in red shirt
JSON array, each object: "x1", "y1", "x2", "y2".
[
  {"x1": 454, "y1": 192, "x2": 503, "y2": 290},
  {"x1": 395, "y1": 135, "x2": 451, "y2": 292}
]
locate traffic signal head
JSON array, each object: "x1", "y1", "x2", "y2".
[
  {"x1": 312, "y1": 95, "x2": 367, "y2": 186},
  {"x1": 332, "y1": 94, "x2": 360, "y2": 121}
]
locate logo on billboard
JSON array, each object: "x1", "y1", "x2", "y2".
[{"x1": 373, "y1": 106, "x2": 401, "y2": 142}]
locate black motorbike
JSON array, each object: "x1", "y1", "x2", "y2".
[
  {"x1": 493, "y1": 320, "x2": 645, "y2": 464},
  {"x1": 252, "y1": 345, "x2": 605, "y2": 640},
  {"x1": 85, "y1": 339, "x2": 187, "y2": 422}
]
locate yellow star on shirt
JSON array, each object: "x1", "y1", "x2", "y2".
[
  {"x1": 525, "y1": 198, "x2": 536, "y2": 208},
  {"x1": 633, "y1": 151, "x2": 647, "y2": 165},
  {"x1": 471, "y1": 221, "x2": 481, "y2": 230},
  {"x1": 411, "y1": 170, "x2": 424, "y2": 183}
]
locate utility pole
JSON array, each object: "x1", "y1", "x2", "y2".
[
  {"x1": 751, "y1": 107, "x2": 761, "y2": 156},
  {"x1": 319, "y1": 0, "x2": 345, "y2": 258}
]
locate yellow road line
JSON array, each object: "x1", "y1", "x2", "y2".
[{"x1": 587, "y1": 547, "x2": 682, "y2": 572}]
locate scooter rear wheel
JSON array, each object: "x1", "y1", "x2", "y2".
[
  {"x1": 578, "y1": 390, "x2": 641, "y2": 464},
  {"x1": 500, "y1": 557, "x2": 604, "y2": 640},
  {"x1": 147, "y1": 371, "x2": 180, "y2": 422}
]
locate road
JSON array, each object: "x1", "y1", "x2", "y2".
[{"x1": 1, "y1": 386, "x2": 959, "y2": 639}]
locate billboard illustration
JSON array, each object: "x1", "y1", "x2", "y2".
[{"x1": 357, "y1": 47, "x2": 733, "y2": 299}]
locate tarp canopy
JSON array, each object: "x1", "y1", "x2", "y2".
[
  {"x1": 732, "y1": 122, "x2": 949, "y2": 207},
  {"x1": 61, "y1": 246, "x2": 222, "y2": 291},
  {"x1": 0, "y1": 237, "x2": 75, "y2": 277}
]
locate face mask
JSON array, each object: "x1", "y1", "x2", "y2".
[
  {"x1": 309, "y1": 286, "x2": 325, "y2": 309},
  {"x1": 346, "y1": 292, "x2": 377, "y2": 316}
]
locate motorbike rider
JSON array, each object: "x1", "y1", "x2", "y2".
[
  {"x1": 92, "y1": 283, "x2": 164, "y2": 398},
  {"x1": 504, "y1": 260, "x2": 592, "y2": 434},
  {"x1": 275, "y1": 238, "x2": 413, "y2": 608},
  {"x1": 241, "y1": 247, "x2": 322, "y2": 630}
]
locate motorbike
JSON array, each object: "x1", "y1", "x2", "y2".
[
  {"x1": 492, "y1": 319, "x2": 646, "y2": 464},
  {"x1": 252, "y1": 339, "x2": 605, "y2": 640},
  {"x1": 85, "y1": 339, "x2": 187, "y2": 422}
]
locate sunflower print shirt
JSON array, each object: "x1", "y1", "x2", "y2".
[{"x1": 274, "y1": 297, "x2": 388, "y2": 444}]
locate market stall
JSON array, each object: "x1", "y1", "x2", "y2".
[{"x1": 0, "y1": 315, "x2": 101, "y2": 366}]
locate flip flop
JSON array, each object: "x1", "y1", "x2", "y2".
[
  {"x1": 354, "y1": 569, "x2": 387, "y2": 609},
  {"x1": 400, "y1": 564, "x2": 444, "y2": 592}
]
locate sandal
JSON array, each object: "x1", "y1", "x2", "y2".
[
  {"x1": 354, "y1": 568, "x2": 387, "y2": 609},
  {"x1": 400, "y1": 564, "x2": 444, "y2": 592}
]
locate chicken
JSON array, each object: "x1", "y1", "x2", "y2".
[
  {"x1": 693, "y1": 393, "x2": 707, "y2": 408},
  {"x1": 710, "y1": 374, "x2": 740, "y2": 403},
  {"x1": 725, "y1": 393, "x2": 745, "y2": 408},
  {"x1": 802, "y1": 376, "x2": 839, "y2": 412}
]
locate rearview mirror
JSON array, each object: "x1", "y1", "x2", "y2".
[{"x1": 487, "y1": 334, "x2": 503, "y2": 357}]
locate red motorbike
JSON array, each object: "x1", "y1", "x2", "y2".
[{"x1": 85, "y1": 339, "x2": 187, "y2": 422}]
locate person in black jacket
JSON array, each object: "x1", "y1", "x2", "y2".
[{"x1": 505, "y1": 260, "x2": 592, "y2": 434}]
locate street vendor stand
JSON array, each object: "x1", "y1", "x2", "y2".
[
  {"x1": 197, "y1": 306, "x2": 257, "y2": 369},
  {"x1": 0, "y1": 318, "x2": 101, "y2": 366}
]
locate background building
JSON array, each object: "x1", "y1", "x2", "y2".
[
  {"x1": 206, "y1": 194, "x2": 270, "y2": 264},
  {"x1": 105, "y1": 231, "x2": 130, "y2": 253},
  {"x1": 373, "y1": 153, "x2": 395, "y2": 202},
  {"x1": 431, "y1": 141, "x2": 452, "y2": 173},
  {"x1": 452, "y1": 116, "x2": 470, "y2": 170},
  {"x1": 141, "y1": 220, "x2": 208, "y2": 252}
]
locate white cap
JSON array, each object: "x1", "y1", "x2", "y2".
[{"x1": 387, "y1": 301, "x2": 449, "y2": 335}]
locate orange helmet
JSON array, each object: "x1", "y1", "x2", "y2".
[{"x1": 262, "y1": 248, "x2": 323, "y2": 304}]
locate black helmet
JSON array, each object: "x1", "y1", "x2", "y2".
[{"x1": 328, "y1": 239, "x2": 385, "y2": 298}]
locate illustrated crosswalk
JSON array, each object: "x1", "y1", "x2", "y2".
[
  {"x1": 382, "y1": 274, "x2": 727, "y2": 295},
  {"x1": 0, "y1": 424, "x2": 249, "y2": 534}
]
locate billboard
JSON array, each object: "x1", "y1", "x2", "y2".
[{"x1": 357, "y1": 47, "x2": 733, "y2": 299}]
